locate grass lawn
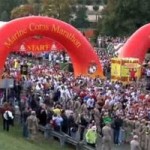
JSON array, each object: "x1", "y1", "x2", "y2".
[{"x1": 0, "y1": 121, "x2": 73, "y2": 150}]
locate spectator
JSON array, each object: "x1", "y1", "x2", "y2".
[
  {"x1": 22, "y1": 107, "x2": 31, "y2": 138},
  {"x1": 130, "y1": 135, "x2": 141, "y2": 150},
  {"x1": 37, "y1": 104, "x2": 47, "y2": 126},
  {"x1": 2, "y1": 50, "x2": 150, "y2": 149},
  {"x1": 68, "y1": 112, "x2": 78, "y2": 139},
  {"x1": 112, "y1": 115, "x2": 123, "y2": 145},
  {"x1": 101, "y1": 122, "x2": 113, "y2": 150},
  {"x1": 61, "y1": 110, "x2": 68, "y2": 134},
  {"x1": 26, "y1": 111, "x2": 39, "y2": 140},
  {"x1": 79, "y1": 113, "x2": 88, "y2": 141},
  {"x1": 52, "y1": 113, "x2": 63, "y2": 132},
  {"x1": 3, "y1": 110, "x2": 14, "y2": 131},
  {"x1": 85, "y1": 125, "x2": 97, "y2": 148}
]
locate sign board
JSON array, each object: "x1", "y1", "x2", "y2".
[
  {"x1": 111, "y1": 58, "x2": 141, "y2": 83},
  {"x1": 0, "y1": 79, "x2": 14, "y2": 89}
]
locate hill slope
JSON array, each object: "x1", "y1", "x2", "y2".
[{"x1": 0, "y1": 123, "x2": 72, "y2": 150}]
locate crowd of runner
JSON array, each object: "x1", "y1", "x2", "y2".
[{"x1": 0, "y1": 37, "x2": 150, "y2": 150}]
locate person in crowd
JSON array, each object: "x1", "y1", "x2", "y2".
[
  {"x1": 1, "y1": 102, "x2": 14, "y2": 132},
  {"x1": 26, "y1": 111, "x2": 39, "y2": 140},
  {"x1": 130, "y1": 135, "x2": 141, "y2": 150},
  {"x1": 3, "y1": 110, "x2": 14, "y2": 131},
  {"x1": 112, "y1": 115, "x2": 123, "y2": 145},
  {"x1": 146, "y1": 66, "x2": 150, "y2": 90},
  {"x1": 85, "y1": 125, "x2": 97, "y2": 148},
  {"x1": 139, "y1": 119, "x2": 147, "y2": 150},
  {"x1": 79, "y1": 113, "x2": 88, "y2": 141},
  {"x1": 102, "y1": 112, "x2": 112, "y2": 127},
  {"x1": 145, "y1": 121, "x2": 150, "y2": 150},
  {"x1": 61, "y1": 109, "x2": 68, "y2": 134},
  {"x1": 37, "y1": 104, "x2": 47, "y2": 126},
  {"x1": 22, "y1": 107, "x2": 31, "y2": 138},
  {"x1": 2, "y1": 48, "x2": 150, "y2": 149},
  {"x1": 129, "y1": 69, "x2": 137, "y2": 82},
  {"x1": 52, "y1": 113, "x2": 63, "y2": 132},
  {"x1": 68, "y1": 112, "x2": 78, "y2": 139},
  {"x1": 101, "y1": 122, "x2": 113, "y2": 150},
  {"x1": 53, "y1": 105, "x2": 62, "y2": 116}
]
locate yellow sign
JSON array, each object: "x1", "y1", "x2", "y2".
[
  {"x1": 111, "y1": 63, "x2": 121, "y2": 77},
  {"x1": 111, "y1": 58, "x2": 141, "y2": 83},
  {"x1": 121, "y1": 65, "x2": 130, "y2": 77}
]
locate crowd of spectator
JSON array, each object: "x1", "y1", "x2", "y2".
[
  {"x1": 0, "y1": 36, "x2": 150, "y2": 150},
  {"x1": 0, "y1": 33, "x2": 150, "y2": 150}
]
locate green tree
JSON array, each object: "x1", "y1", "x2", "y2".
[
  {"x1": 41, "y1": 0, "x2": 76, "y2": 23},
  {"x1": 27, "y1": 0, "x2": 40, "y2": 4},
  {"x1": 76, "y1": 0, "x2": 106, "y2": 5},
  {"x1": 16, "y1": 0, "x2": 28, "y2": 5},
  {"x1": 0, "y1": 11, "x2": 9, "y2": 21},
  {"x1": 11, "y1": 4, "x2": 33, "y2": 19},
  {"x1": 97, "y1": 0, "x2": 150, "y2": 37},
  {"x1": 72, "y1": 5, "x2": 90, "y2": 28},
  {"x1": 11, "y1": 0, "x2": 42, "y2": 19},
  {"x1": 0, "y1": 0, "x2": 24, "y2": 20}
]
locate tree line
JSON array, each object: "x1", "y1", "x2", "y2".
[
  {"x1": 0, "y1": 0, "x2": 97, "y2": 29},
  {"x1": 0, "y1": 0, "x2": 150, "y2": 37},
  {"x1": 97, "y1": 0, "x2": 150, "y2": 37}
]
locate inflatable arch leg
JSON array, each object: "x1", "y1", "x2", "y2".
[{"x1": 119, "y1": 24, "x2": 150, "y2": 63}]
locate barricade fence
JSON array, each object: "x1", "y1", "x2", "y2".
[{"x1": 38, "y1": 125, "x2": 95, "y2": 150}]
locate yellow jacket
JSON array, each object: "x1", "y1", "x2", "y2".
[{"x1": 85, "y1": 129, "x2": 97, "y2": 144}]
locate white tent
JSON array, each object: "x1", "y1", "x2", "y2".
[{"x1": 0, "y1": 21, "x2": 7, "y2": 28}]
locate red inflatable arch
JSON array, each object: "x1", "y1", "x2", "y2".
[
  {"x1": 119, "y1": 24, "x2": 150, "y2": 63},
  {"x1": 0, "y1": 16, "x2": 103, "y2": 78}
]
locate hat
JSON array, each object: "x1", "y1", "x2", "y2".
[
  {"x1": 91, "y1": 126, "x2": 97, "y2": 131},
  {"x1": 104, "y1": 112, "x2": 109, "y2": 116},
  {"x1": 141, "y1": 119, "x2": 146, "y2": 123},
  {"x1": 31, "y1": 111, "x2": 36, "y2": 115},
  {"x1": 145, "y1": 95, "x2": 149, "y2": 99},
  {"x1": 133, "y1": 135, "x2": 138, "y2": 139}
]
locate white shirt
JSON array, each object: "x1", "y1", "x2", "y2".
[
  {"x1": 130, "y1": 139, "x2": 141, "y2": 150},
  {"x1": 3, "y1": 111, "x2": 14, "y2": 120},
  {"x1": 87, "y1": 98, "x2": 95, "y2": 108},
  {"x1": 146, "y1": 69, "x2": 150, "y2": 76}
]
